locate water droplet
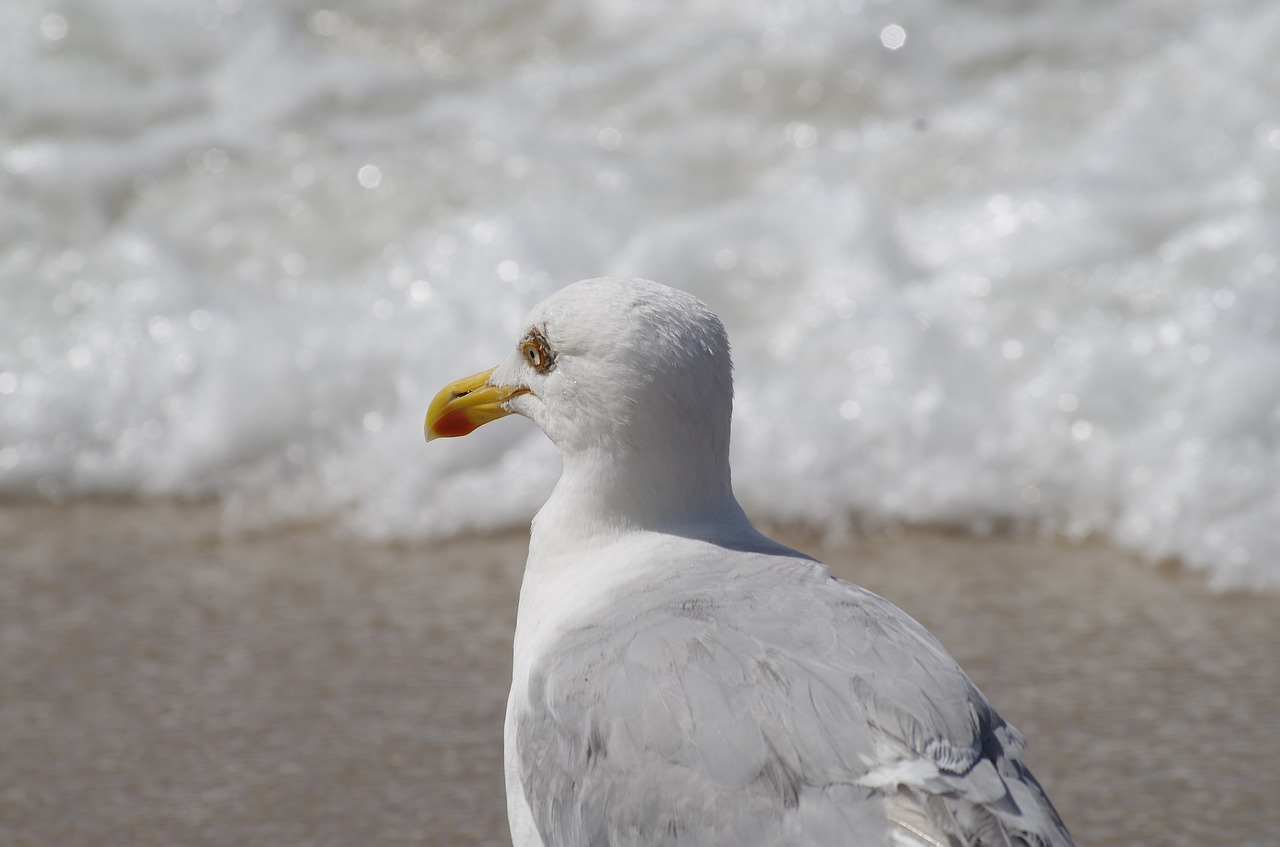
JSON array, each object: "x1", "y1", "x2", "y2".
[
  {"x1": 41, "y1": 14, "x2": 68, "y2": 41},
  {"x1": 410, "y1": 280, "x2": 433, "y2": 302},
  {"x1": 714, "y1": 249, "x2": 738, "y2": 271},
  {"x1": 309, "y1": 9, "x2": 341, "y2": 37},
  {"x1": 435, "y1": 234, "x2": 458, "y2": 256},
  {"x1": 1000, "y1": 339, "x2": 1024, "y2": 361},
  {"x1": 839, "y1": 70, "x2": 864, "y2": 93},
  {"x1": 291, "y1": 163, "x2": 316, "y2": 188},
  {"x1": 281, "y1": 253, "x2": 306, "y2": 276},
  {"x1": 203, "y1": 148, "x2": 229, "y2": 173},
  {"x1": 880, "y1": 24, "x2": 907, "y2": 50},
  {"x1": 761, "y1": 28, "x2": 785, "y2": 52},
  {"x1": 791, "y1": 123, "x2": 818, "y2": 148},
  {"x1": 67, "y1": 346, "x2": 92, "y2": 369},
  {"x1": 148, "y1": 317, "x2": 173, "y2": 343},
  {"x1": 597, "y1": 127, "x2": 621, "y2": 151}
]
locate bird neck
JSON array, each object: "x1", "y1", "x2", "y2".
[{"x1": 528, "y1": 443, "x2": 749, "y2": 563}]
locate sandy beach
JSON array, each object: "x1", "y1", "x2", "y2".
[{"x1": 1, "y1": 502, "x2": 1276, "y2": 847}]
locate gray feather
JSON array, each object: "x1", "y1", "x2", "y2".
[{"x1": 515, "y1": 542, "x2": 1073, "y2": 847}]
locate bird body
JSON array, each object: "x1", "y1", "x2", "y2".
[{"x1": 427, "y1": 278, "x2": 1074, "y2": 847}]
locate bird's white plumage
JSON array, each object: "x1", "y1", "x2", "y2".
[{"x1": 473, "y1": 279, "x2": 1072, "y2": 847}]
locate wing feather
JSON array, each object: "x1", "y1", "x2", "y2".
[{"x1": 515, "y1": 548, "x2": 1073, "y2": 847}]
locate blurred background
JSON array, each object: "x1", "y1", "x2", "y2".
[
  {"x1": 4, "y1": 4, "x2": 1280, "y2": 846},
  {"x1": 2, "y1": 0, "x2": 1278, "y2": 589}
]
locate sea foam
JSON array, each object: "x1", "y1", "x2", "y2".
[{"x1": 2, "y1": 0, "x2": 1278, "y2": 591}]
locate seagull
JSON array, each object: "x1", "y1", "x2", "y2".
[{"x1": 425, "y1": 278, "x2": 1074, "y2": 847}]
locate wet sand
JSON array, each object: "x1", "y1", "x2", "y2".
[{"x1": 1, "y1": 503, "x2": 1277, "y2": 847}]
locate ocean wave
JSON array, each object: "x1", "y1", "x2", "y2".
[{"x1": 2, "y1": 0, "x2": 1278, "y2": 591}]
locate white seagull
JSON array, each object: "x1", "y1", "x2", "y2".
[{"x1": 426, "y1": 278, "x2": 1074, "y2": 847}]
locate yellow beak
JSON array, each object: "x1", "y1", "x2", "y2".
[{"x1": 425, "y1": 367, "x2": 529, "y2": 441}]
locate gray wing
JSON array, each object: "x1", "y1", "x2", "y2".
[{"x1": 516, "y1": 553, "x2": 1074, "y2": 847}]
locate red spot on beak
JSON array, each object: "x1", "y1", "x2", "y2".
[{"x1": 431, "y1": 407, "x2": 482, "y2": 439}]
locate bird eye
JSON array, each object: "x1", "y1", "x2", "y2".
[{"x1": 521, "y1": 340, "x2": 546, "y2": 370}]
